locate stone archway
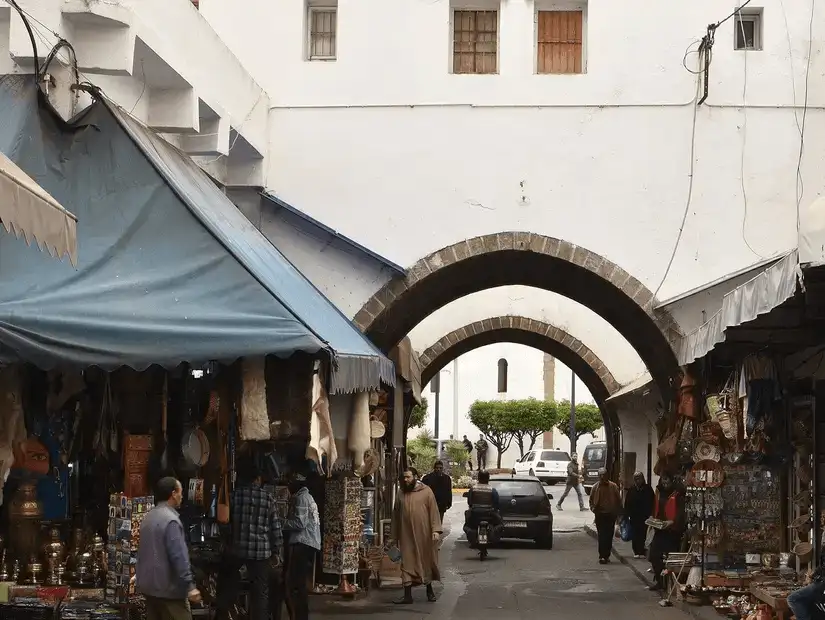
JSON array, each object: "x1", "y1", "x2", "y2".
[
  {"x1": 418, "y1": 315, "x2": 622, "y2": 466},
  {"x1": 354, "y1": 232, "x2": 681, "y2": 400}
]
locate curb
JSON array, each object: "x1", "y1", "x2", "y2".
[{"x1": 583, "y1": 525, "x2": 721, "y2": 620}]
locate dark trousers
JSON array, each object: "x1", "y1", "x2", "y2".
[
  {"x1": 144, "y1": 596, "x2": 190, "y2": 620},
  {"x1": 270, "y1": 565, "x2": 285, "y2": 620},
  {"x1": 650, "y1": 530, "x2": 681, "y2": 584},
  {"x1": 439, "y1": 509, "x2": 446, "y2": 524},
  {"x1": 285, "y1": 543, "x2": 315, "y2": 620},
  {"x1": 216, "y1": 556, "x2": 269, "y2": 620},
  {"x1": 629, "y1": 517, "x2": 647, "y2": 556},
  {"x1": 478, "y1": 454, "x2": 487, "y2": 470},
  {"x1": 594, "y1": 513, "x2": 615, "y2": 560}
]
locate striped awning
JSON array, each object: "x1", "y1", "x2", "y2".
[{"x1": 0, "y1": 151, "x2": 77, "y2": 265}]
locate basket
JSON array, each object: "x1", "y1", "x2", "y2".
[
  {"x1": 794, "y1": 541, "x2": 813, "y2": 563},
  {"x1": 790, "y1": 514, "x2": 812, "y2": 530}
]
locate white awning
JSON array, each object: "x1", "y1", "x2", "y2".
[
  {"x1": 0, "y1": 152, "x2": 78, "y2": 265},
  {"x1": 606, "y1": 371, "x2": 653, "y2": 402},
  {"x1": 677, "y1": 249, "x2": 801, "y2": 365}
]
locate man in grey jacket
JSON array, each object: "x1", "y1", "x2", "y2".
[
  {"x1": 136, "y1": 477, "x2": 201, "y2": 620},
  {"x1": 282, "y1": 473, "x2": 321, "y2": 620}
]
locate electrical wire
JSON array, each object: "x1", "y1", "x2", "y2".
[
  {"x1": 795, "y1": 0, "x2": 815, "y2": 232},
  {"x1": 653, "y1": 48, "x2": 704, "y2": 300},
  {"x1": 736, "y1": 2, "x2": 764, "y2": 260},
  {"x1": 714, "y1": 0, "x2": 754, "y2": 28},
  {"x1": 5, "y1": 0, "x2": 39, "y2": 77}
]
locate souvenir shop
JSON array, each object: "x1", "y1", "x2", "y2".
[
  {"x1": 0, "y1": 347, "x2": 406, "y2": 620},
  {"x1": 655, "y1": 351, "x2": 825, "y2": 619}
]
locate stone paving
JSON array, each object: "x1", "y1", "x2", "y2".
[{"x1": 310, "y1": 493, "x2": 696, "y2": 620}]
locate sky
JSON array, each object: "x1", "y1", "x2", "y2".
[{"x1": 416, "y1": 342, "x2": 605, "y2": 466}]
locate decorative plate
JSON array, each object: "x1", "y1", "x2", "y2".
[{"x1": 694, "y1": 441, "x2": 720, "y2": 462}]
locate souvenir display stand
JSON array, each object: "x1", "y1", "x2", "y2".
[{"x1": 322, "y1": 477, "x2": 363, "y2": 579}]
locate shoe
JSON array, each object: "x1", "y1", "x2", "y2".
[
  {"x1": 599, "y1": 558, "x2": 607, "y2": 564},
  {"x1": 426, "y1": 584, "x2": 437, "y2": 602},
  {"x1": 634, "y1": 555, "x2": 646, "y2": 559},
  {"x1": 557, "y1": 505, "x2": 563, "y2": 511},
  {"x1": 394, "y1": 586, "x2": 414, "y2": 604},
  {"x1": 579, "y1": 507, "x2": 587, "y2": 511}
]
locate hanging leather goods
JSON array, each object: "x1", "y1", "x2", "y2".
[{"x1": 216, "y1": 404, "x2": 230, "y2": 524}]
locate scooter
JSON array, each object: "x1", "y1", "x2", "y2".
[{"x1": 477, "y1": 521, "x2": 490, "y2": 560}]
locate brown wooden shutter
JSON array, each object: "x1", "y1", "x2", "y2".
[
  {"x1": 537, "y1": 11, "x2": 583, "y2": 74},
  {"x1": 453, "y1": 10, "x2": 498, "y2": 74}
]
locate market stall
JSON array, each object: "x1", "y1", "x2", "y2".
[{"x1": 653, "y1": 357, "x2": 821, "y2": 619}]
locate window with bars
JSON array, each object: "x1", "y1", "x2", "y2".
[
  {"x1": 452, "y1": 10, "x2": 498, "y2": 74},
  {"x1": 308, "y1": 6, "x2": 337, "y2": 60},
  {"x1": 536, "y1": 10, "x2": 584, "y2": 74}
]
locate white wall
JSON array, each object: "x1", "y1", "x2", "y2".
[{"x1": 203, "y1": 0, "x2": 823, "y2": 303}]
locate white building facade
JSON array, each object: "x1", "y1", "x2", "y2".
[{"x1": 3, "y1": 0, "x2": 824, "y2": 478}]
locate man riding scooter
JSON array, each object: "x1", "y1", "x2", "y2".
[{"x1": 463, "y1": 471, "x2": 503, "y2": 549}]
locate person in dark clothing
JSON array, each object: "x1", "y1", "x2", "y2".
[
  {"x1": 589, "y1": 468, "x2": 622, "y2": 564},
  {"x1": 648, "y1": 475, "x2": 686, "y2": 591},
  {"x1": 463, "y1": 470, "x2": 502, "y2": 546},
  {"x1": 556, "y1": 454, "x2": 585, "y2": 511},
  {"x1": 462, "y1": 435, "x2": 474, "y2": 471},
  {"x1": 788, "y1": 544, "x2": 825, "y2": 620},
  {"x1": 216, "y1": 458, "x2": 283, "y2": 620},
  {"x1": 475, "y1": 436, "x2": 489, "y2": 470},
  {"x1": 422, "y1": 461, "x2": 453, "y2": 522},
  {"x1": 624, "y1": 471, "x2": 655, "y2": 558}
]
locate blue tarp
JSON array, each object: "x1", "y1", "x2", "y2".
[{"x1": 0, "y1": 76, "x2": 394, "y2": 393}]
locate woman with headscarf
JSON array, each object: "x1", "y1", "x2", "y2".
[
  {"x1": 624, "y1": 472, "x2": 655, "y2": 558},
  {"x1": 589, "y1": 467, "x2": 622, "y2": 564}
]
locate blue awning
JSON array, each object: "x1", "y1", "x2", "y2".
[{"x1": 0, "y1": 76, "x2": 394, "y2": 393}]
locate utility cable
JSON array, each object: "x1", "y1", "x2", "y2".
[
  {"x1": 795, "y1": 0, "x2": 815, "y2": 233},
  {"x1": 5, "y1": 0, "x2": 39, "y2": 77},
  {"x1": 736, "y1": 2, "x2": 764, "y2": 260},
  {"x1": 653, "y1": 48, "x2": 703, "y2": 300}
]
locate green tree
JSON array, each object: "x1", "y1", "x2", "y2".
[
  {"x1": 505, "y1": 398, "x2": 559, "y2": 458},
  {"x1": 407, "y1": 428, "x2": 437, "y2": 473},
  {"x1": 408, "y1": 397, "x2": 428, "y2": 429},
  {"x1": 468, "y1": 400, "x2": 514, "y2": 468},
  {"x1": 555, "y1": 401, "x2": 604, "y2": 456}
]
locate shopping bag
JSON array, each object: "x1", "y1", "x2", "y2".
[
  {"x1": 619, "y1": 517, "x2": 632, "y2": 542},
  {"x1": 645, "y1": 525, "x2": 655, "y2": 548}
]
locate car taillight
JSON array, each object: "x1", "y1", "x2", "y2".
[
  {"x1": 538, "y1": 497, "x2": 551, "y2": 514},
  {"x1": 537, "y1": 461, "x2": 545, "y2": 467}
]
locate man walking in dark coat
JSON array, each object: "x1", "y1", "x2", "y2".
[
  {"x1": 422, "y1": 461, "x2": 453, "y2": 523},
  {"x1": 624, "y1": 471, "x2": 655, "y2": 558}
]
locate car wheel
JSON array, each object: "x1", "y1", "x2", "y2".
[{"x1": 585, "y1": 487, "x2": 591, "y2": 496}]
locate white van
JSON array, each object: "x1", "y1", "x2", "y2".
[{"x1": 513, "y1": 449, "x2": 571, "y2": 485}]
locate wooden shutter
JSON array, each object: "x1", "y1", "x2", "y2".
[
  {"x1": 453, "y1": 10, "x2": 498, "y2": 74},
  {"x1": 537, "y1": 11, "x2": 583, "y2": 74}
]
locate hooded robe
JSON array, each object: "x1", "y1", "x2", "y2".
[{"x1": 392, "y1": 481, "x2": 442, "y2": 586}]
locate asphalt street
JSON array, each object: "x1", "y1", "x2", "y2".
[{"x1": 310, "y1": 491, "x2": 696, "y2": 620}]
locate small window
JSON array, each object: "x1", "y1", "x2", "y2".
[
  {"x1": 491, "y1": 479, "x2": 545, "y2": 496},
  {"x1": 734, "y1": 10, "x2": 762, "y2": 51},
  {"x1": 453, "y1": 9, "x2": 498, "y2": 74},
  {"x1": 537, "y1": 10, "x2": 584, "y2": 74},
  {"x1": 307, "y1": 4, "x2": 337, "y2": 60}
]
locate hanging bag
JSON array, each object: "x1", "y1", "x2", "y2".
[{"x1": 619, "y1": 517, "x2": 632, "y2": 542}]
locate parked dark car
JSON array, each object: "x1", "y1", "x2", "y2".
[
  {"x1": 489, "y1": 474, "x2": 554, "y2": 549},
  {"x1": 581, "y1": 441, "x2": 607, "y2": 494}
]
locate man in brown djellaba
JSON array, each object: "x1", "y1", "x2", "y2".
[{"x1": 390, "y1": 468, "x2": 442, "y2": 604}]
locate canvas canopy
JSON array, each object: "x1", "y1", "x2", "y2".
[{"x1": 0, "y1": 76, "x2": 393, "y2": 393}]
